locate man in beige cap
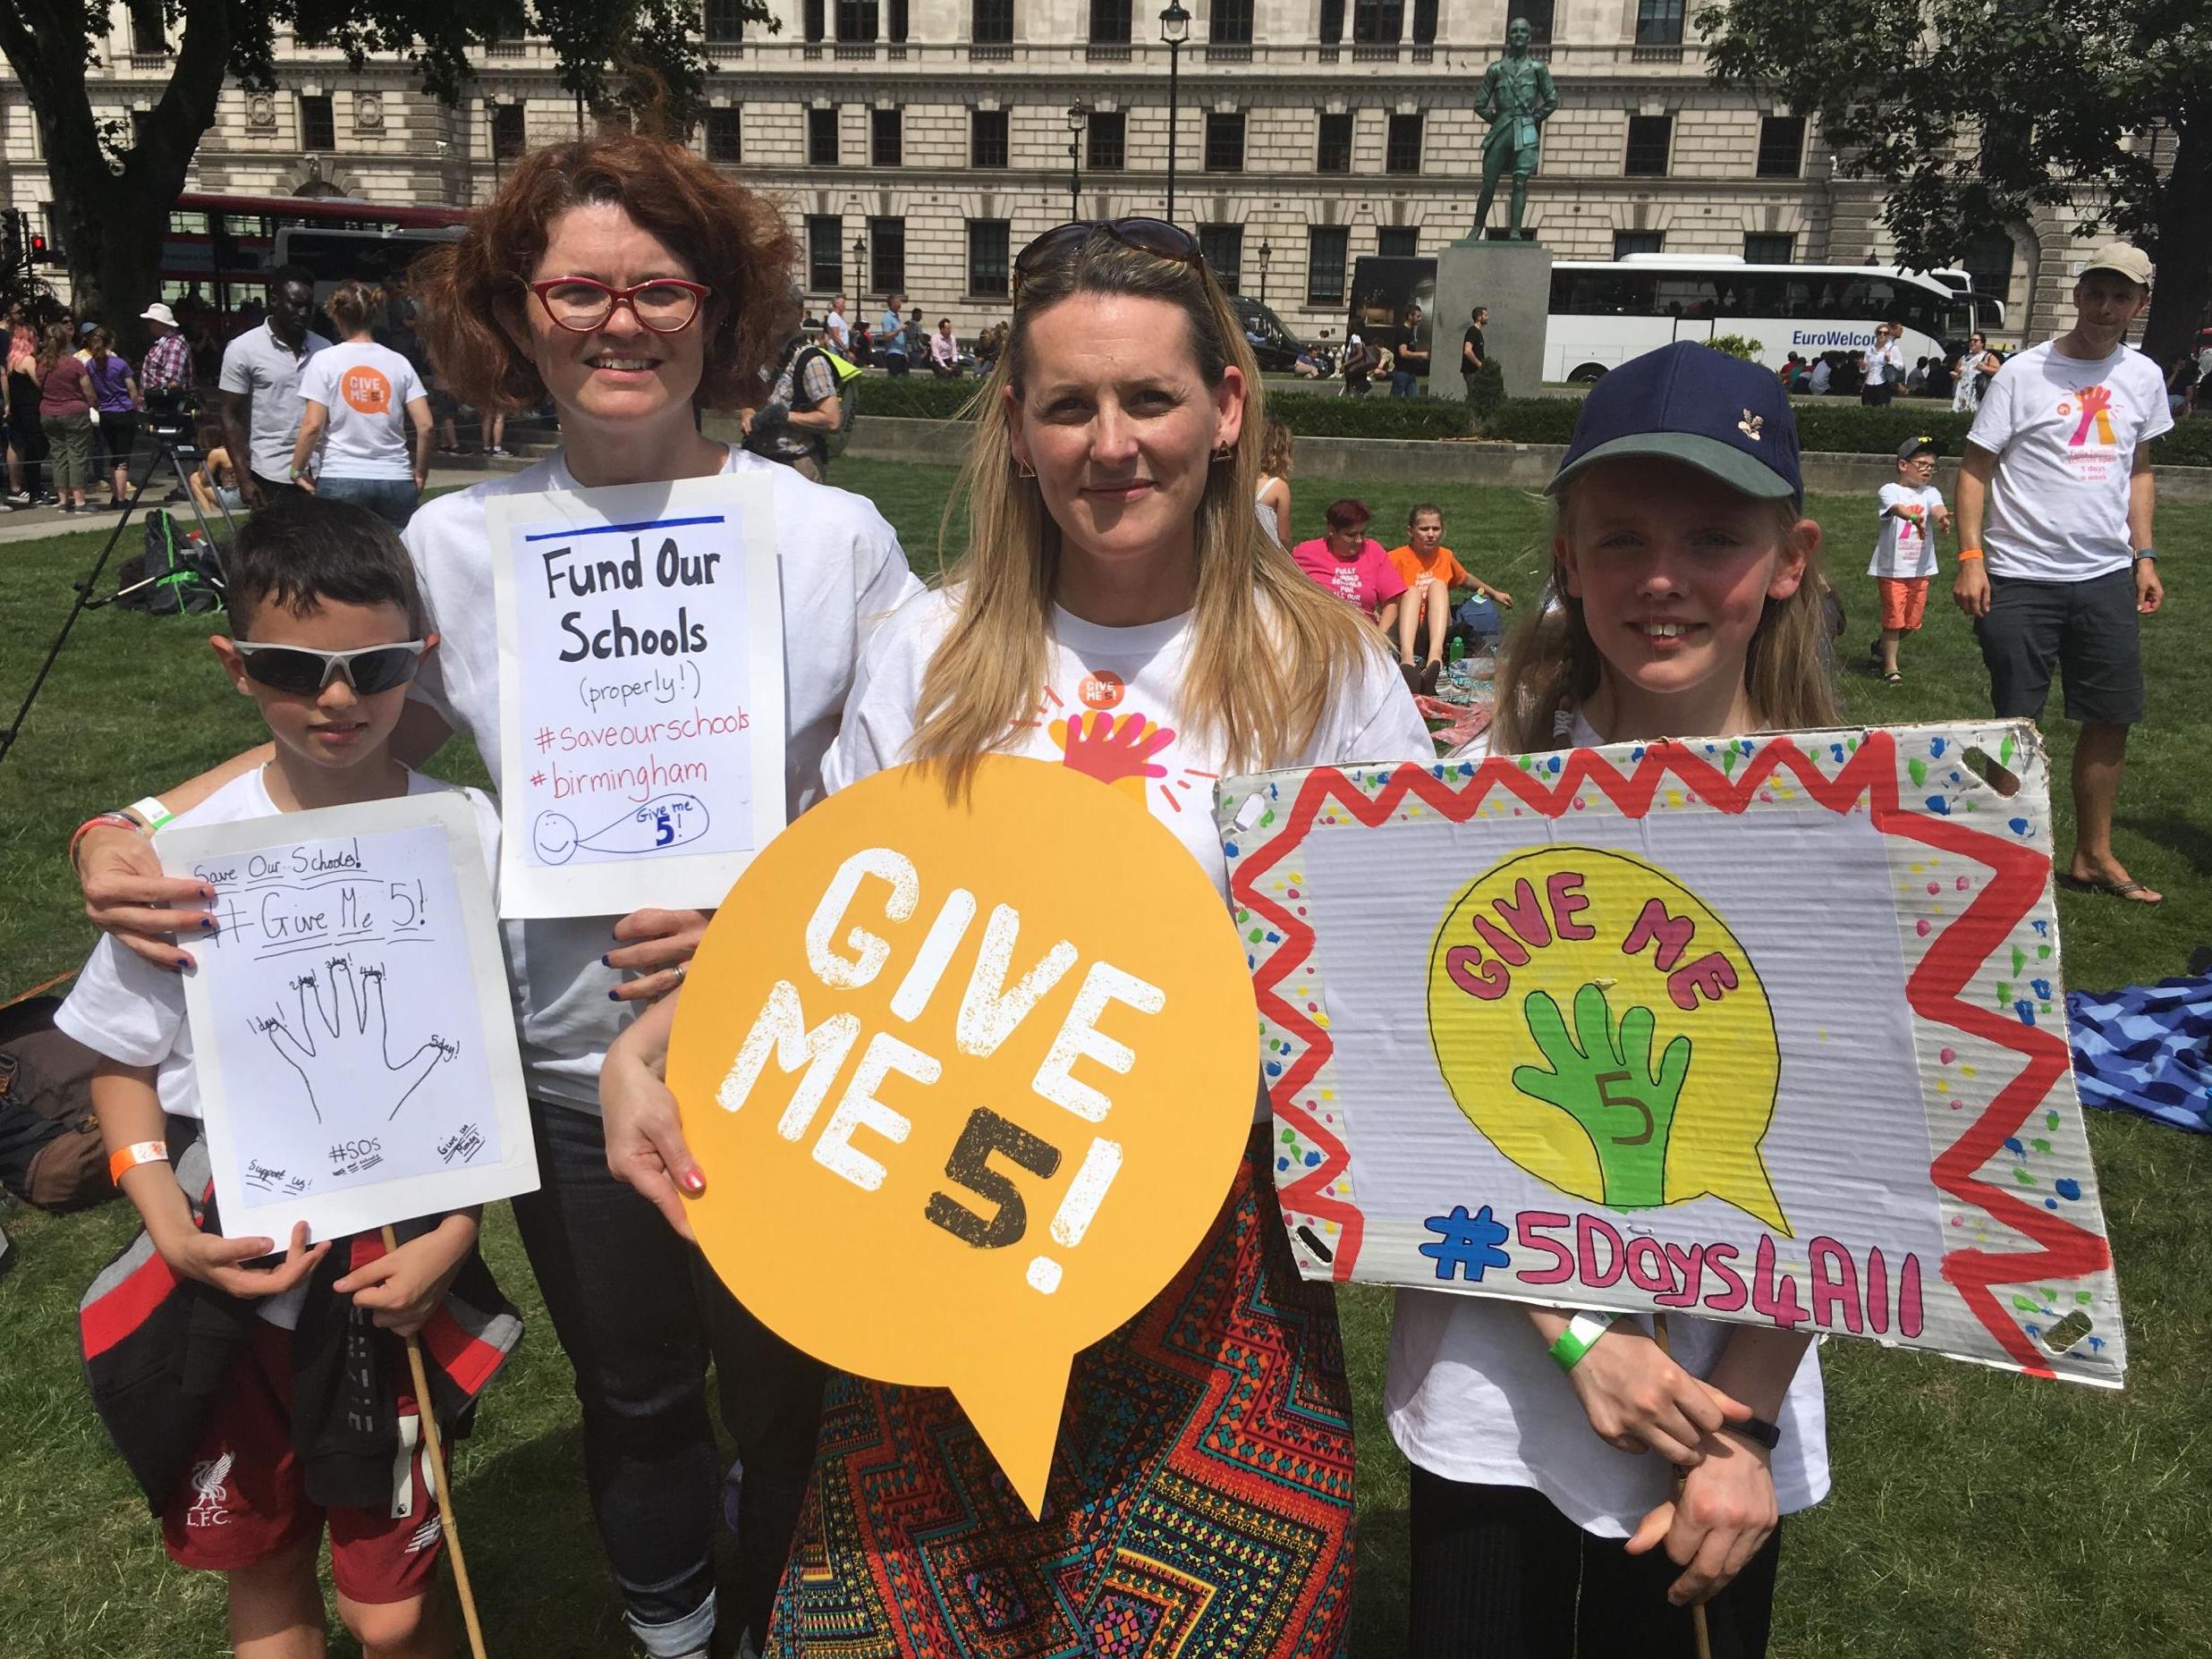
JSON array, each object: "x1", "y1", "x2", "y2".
[{"x1": 1954, "y1": 241, "x2": 2167, "y2": 905}]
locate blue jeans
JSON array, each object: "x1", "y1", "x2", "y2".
[
  {"x1": 1392, "y1": 369, "x2": 1419, "y2": 398},
  {"x1": 510, "y1": 1102, "x2": 826, "y2": 1655},
  {"x1": 316, "y1": 475, "x2": 419, "y2": 529}
]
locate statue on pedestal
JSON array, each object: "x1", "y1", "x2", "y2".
[{"x1": 1471, "y1": 19, "x2": 1560, "y2": 241}]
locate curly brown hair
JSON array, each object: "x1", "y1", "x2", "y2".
[{"x1": 412, "y1": 132, "x2": 798, "y2": 414}]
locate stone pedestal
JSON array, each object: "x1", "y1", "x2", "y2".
[{"x1": 1434, "y1": 238, "x2": 1555, "y2": 402}]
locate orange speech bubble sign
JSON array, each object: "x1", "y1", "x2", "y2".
[{"x1": 666, "y1": 756, "x2": 1259, "y2": 1516}]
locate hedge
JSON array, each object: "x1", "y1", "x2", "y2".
[{"x1": 1483, "y1": 396, "x2": 2212, "y2": 466}]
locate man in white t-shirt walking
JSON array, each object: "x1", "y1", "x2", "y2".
[
  {"x1": 823, "y1": 294, "x2": 852, "y2": 356},
  {"x1": 1955, "y1": 242, "x2": 2169, "y2": 906}
]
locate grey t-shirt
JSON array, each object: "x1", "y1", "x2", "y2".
[{"x1": 218, "y1": 322, "x2": 331, "y2": 481}]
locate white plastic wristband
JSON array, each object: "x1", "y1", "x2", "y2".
[{"x1": 127, "y1": 795, "x2": 175, "y2": 832}]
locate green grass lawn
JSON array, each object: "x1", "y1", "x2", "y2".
[{"x1": 1, "y1": 460, "x2": 2206, "y2": 1656}]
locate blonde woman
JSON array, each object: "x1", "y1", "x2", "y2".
[
  {"x1": 1255, "y1": 415, "x2": 1293, "y2": 545},
  {"x1": 600, "y1": 217, "x2": 1430, "y2": 1655}
]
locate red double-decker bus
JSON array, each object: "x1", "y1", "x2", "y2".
[{"x1": 159, "y1": 191, "x2": 470, "y2": 337}]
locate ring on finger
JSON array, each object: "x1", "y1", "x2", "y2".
[{"x1": 670, "y1": 962, "x2": 687, "y2": 986}]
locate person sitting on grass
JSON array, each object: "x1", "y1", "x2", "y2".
[
  {"x1": 185, "y1": 419, "x2": 242, "y2": 519},
  {"x1": 1386, "y1": 502, "x2": 1515, "y2": 691},
  {"x1": 1290, "y1": 497, "x2": 1414, "y2": 683},
  {"x1": 59, "y1": 495, "x2": 519, "y2": 1659},
  {"x1": 1867, "y1": 436, "x2": 1950, "y2": 685}
]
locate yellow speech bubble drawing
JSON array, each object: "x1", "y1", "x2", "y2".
[
  {"x1": 1425, "y1": 845, "x2": 1787, "y2": 1232},
  {"x1": 666, "y1": 757, "x2": 1259, "y2": 1516}
]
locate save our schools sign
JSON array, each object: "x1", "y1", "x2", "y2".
[{"x1": 1217, "y1": 722, "x2": 2124, "y2": 1387}]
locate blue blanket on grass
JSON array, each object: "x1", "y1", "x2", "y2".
[{"x1": 2065, "y1": 977, "x2": 2212, "y2": 1134}]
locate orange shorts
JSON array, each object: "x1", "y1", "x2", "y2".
[{"x1": 1878, "y1": 576, "x2": 1930, "y2": 632}]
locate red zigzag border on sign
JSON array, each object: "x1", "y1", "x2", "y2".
[{"x1": 1231, "y1": 732, "x2": 2109, "y2": 1376}]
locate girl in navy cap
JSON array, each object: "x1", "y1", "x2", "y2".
[{"x1": 1387, "y1": 342, "x2": 1835, "y2": 1659}]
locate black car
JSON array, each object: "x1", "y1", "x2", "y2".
[{"x1": 1232, "y1": 297, "x2": 1310, "y2": 371}]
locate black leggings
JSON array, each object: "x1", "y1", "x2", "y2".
[{"x1": 1408, "y1": 1468, "x2": 1782, "y2": 1659}]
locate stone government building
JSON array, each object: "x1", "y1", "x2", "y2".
[{"x1": 6, "y1": 0, "x2": 2106, "y2": 345}]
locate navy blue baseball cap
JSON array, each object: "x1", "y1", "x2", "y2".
[{"x1": 1547, "y1": 341, "x2": 1803, "y2": 506}]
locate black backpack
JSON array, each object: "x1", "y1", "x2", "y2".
[
  {"x1": 0, "y1": 995, "x2": 114, "y2": 1213},
  {"x1": 114, "y1": 511, "x2": 222, "y2": 615}
]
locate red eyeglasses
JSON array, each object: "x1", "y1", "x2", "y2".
[{"x1": 527, "y1": 276, "x2": 712, "y2": 334}]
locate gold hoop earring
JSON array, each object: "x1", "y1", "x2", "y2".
[{"x1": 1015, "y1": 457, "x2": 1037, "y2": 478}]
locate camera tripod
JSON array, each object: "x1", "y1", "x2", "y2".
[{"x1": 0, "y1": 427, "x2": 235, "y2": 768}]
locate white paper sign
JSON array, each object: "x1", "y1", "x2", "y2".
[
  {"x1": 487, "y1": 474, "x2": 788, "y2": 918},
  {"x1": 164, "y1": 792, "x2": 537, "y2": 1244}
]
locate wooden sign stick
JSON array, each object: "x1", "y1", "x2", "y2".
[
  {"x1": 381, "y1": 1224, "x2": 490, "y2": 1659},
  {"x1": 1652, "y1": 1314, "x2": 1715, "y2": 1659}
]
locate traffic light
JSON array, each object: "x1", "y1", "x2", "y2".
[
  {"x1": 0, "y1": 209, "x2": 21, "y2": 274},
  {"x1": 30, "y1": 232, "x2": 50, "y2": 265}
]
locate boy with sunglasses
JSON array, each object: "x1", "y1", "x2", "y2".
[{"x1": 59, "y1": 495, "x2": 514, "y2": 1659}]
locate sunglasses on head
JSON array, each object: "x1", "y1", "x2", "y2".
[
  {"x1": 1013, "y1": 219, "x2": 1205, "y2": 299},
  {"x1": 232, "y1": 639, "x2": 428, "y2": 696}
]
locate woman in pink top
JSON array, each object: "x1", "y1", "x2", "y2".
[{"x1": 1290, "y1": 496, "x2": 1414, "y2": 683}]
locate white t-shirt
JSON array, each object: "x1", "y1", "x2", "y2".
[
  {"x1": 1254, "y1": 475, "x2": 1282, "y2": 545},
  {"x1": 1390, "y1": 710, "x2": 1829, "y2": 1537},
  {"x1": 403, "y1": 444, "x2": 920, "y2": 1111},
  {"x1": 824, "y1": 588, "x2": 1435, "y2": 899},
  {"x1": 297, "y1": 340, "x2": 426, "y2": 480},
  {"x1": 218, "y1": 323, "x2": 333, "y2": 483},
  {"x1": 1968, "y1": 340, "x2": 2172, "y2": 581},
  {"x1": 55, "y1": 767, "x2": 499, "y2": 1327},
  {"x1": 1868, "y1": 482, "x2": 1945, "y2": 580},
  {"x1": 824, "y1": 310, "x2": 852, "y2": 351}
]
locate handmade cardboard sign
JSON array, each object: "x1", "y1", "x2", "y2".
[
  {"x1": 165, "y1": 791, "x2": 536, "y2": 1244},
  {"x1": 1219, "y1": 723, "x2": 2124, "y2": 1386},
  {"x1": 668, "y1": 757, "x2": 1259, "y2": 1514},
  {"x1": 487, "y1": 474, "x2": 787, "y2": 918}
]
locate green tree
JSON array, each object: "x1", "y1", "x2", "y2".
[
  {"x1": 0, "y1": 0, "x2": 761, "y2": 351},
  {"x1": 1695, "y1": 0, "x2": 2212, "y2": 364}
]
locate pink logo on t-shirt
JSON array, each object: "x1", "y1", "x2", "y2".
[{"x1": 2058, "y1": 385, "x2": 2117, "y2": 447}]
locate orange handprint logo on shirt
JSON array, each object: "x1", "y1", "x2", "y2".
[
  {"x1": 2061, "y1": 385, "x2": 2116, "y2": 447},
  {"x1": 1050, "y1": 709, "x2": 1178, "y2": 806}
]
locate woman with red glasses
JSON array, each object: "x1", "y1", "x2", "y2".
[
  {"x1": 600, "y1": 217, "x2": 1430, "y2": 1656},
  {"x1": 67, "y1": 132, "x2": 919, "y2": 1659}
]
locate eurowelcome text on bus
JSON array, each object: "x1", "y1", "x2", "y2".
[{"x1": 1348, "y1": 254, "x2": 2005, "y2": 385}]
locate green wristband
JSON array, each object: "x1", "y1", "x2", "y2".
[{"x1": 1548, "y1": 1309, "x2": 1617, "y2": 1373}]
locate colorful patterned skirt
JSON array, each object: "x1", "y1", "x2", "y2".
[{"x1": 767, "y1": 1128, "x2": 1357, "y2": 1657}]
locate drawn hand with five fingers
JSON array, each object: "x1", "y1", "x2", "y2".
[
  {"x1": 1512, "y1": 982, "x2": 1691, "y2": 1211},
  {"x1": 252, "y1": 955, "x2": 458, "y2": 1123}
]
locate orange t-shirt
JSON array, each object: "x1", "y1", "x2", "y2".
[{"x1": 1387, "y1": 544, "x2": 1472, "y2": 592}]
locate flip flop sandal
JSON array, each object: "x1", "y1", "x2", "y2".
[
  {"x1": 1882, "y1": 671, "x2": 1903, "y2": 685},
  {"x1": 2056, "y1": 874, "x2": 2165, "y2": 907}
]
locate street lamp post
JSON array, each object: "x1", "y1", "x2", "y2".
[
  {"x1": 1159, "y1": 1, "x2": 1191, "y2": 225},
  {"x1": 1066, "y1": 102, "x2": 1088, "y2": 220},
  {"x1": 853, "y1": 235, "x2": 868, "y2": 302},
  {"x1": 1259, "y1": 240, "x2": 1271, "y2": 307}
]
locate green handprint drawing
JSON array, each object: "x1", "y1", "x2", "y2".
[{"x1": 1510, "y1": 982, "x2": 1691, "y2": 1210}]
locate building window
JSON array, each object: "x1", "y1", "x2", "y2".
[
  {"x1": 1307, "y1": 226, "x2": 1350, "y2": 305},
  {"x1": 803, "y1": 0, "x2": 825, "y2": 42},
  {"x1": 1199, "y1": 224, "x2": 1243, "y2": 294},
  {"x1": 300, "y1": 94, "x2": 335, "y2": 153},
  {"x1": 871, "y1": 107, "x2": 903, "y2": 166},
  {"x1": 1316, "y1": 112, "x2": 1352, "y2": 174},
  {"x1": 1352, "y1": 0, "x2": 1402, "y2": 45},
  {"x1": 129, "y1": 6, "x2": 165, "y2": 54},
  {"x1": 869, "y1": 216, "x2": 905, "y2": 296},
  {"x1": 1743, "y1": 232, "x2": 1794, "y2": 265},
  {"x1": 973, "y1": 0, "x2": 1014, "y2": 40},
  {"x1": 1614, "y1": 230, "x2": 1664, "y2": 258},
  {"x1": 493, "y1": 103, "x2": 526, "y2": 158},
  {"x1": 1089, "y1": 0, "x2": 1131, "y2": 43},
  {"x1": 1507, "y1": 0, "x2": 1552, "y2": 44},
  {"x1": 968, "y1": 219, "x2": 1011, "y2": 297},
  {"x1": 838, "y1": 0, "x2": 878, "y2": 40},
  {"x1": 1377, "y1": 224, "x2": 1419, "y2": 258},
  {"x1": 806, "y1": 216, "x2": 844, "y2": 292},
  {"x1": 888, "y1": 0, "x2": 908, "y2": 40},
  {"x1": 1088, "y1": 109, "x2": 1126, "y2": 170},
  {"x1": 1319, "y1": 0, "x2": 1343, "y2": 43},
  {"x1": 1756, "y1": 115, "x2": 1805, "y2": 179},
  {"x1": 1386, "y1": 112, "x2": 1423, "y2": 174},
  {"x1": 971, "y1": 108, "x2": 1008, "y2": 168},
  {"x1": 1634, "y1": 0, "x2": 1684, "y2": 46},
  {"x1": 1205, "y1": 112, "x2": 1245, "y2": 173},
  {"x1": 1411, "y1": 0, "x2": 1437, "y2": 44},
  {"x1": 1624, "y1": 114, "x2": 1672, "y2": 177},
  {"x1": 1211, "y1": 0, "x2": 1253, "y2": 45},
  {"x1": 705, "y1": 107, "x2": 742, "y2": 162},
  {"x1": 130, "y1": 109, "x2": 156, "y2": 151},
  {"x1": 704, "y1": 0, "x2": 745, "y2": 40},
  {"x1": 809, "y1": 106, "x2": 840, "y2": 166}
]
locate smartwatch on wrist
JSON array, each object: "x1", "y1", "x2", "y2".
[
  {"x1": 2132, "y1": 547, "x2": 2157, "y2": 561},
  {"x1": 1722, "y1": 1414, "x2": 1784, "y2": 1451}
]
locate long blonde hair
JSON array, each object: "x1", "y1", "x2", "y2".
[
  {"x1": 1492, "y1": 485, "x2": 1838, "y2": 754},
  {"x1": 908, "y1": 232, "x2": 1384, "y2": 784}
]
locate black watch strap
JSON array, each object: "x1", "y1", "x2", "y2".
[{"x1": 1723, "y1": 1414, "x2": 1783, "y2": 1451}]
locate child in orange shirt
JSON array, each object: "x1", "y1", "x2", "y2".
[{"x1": 1386, "y1": 504, "x2": 1513, "y2": 690}]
